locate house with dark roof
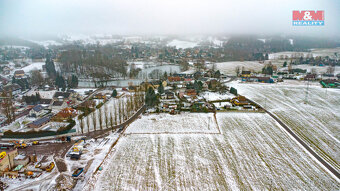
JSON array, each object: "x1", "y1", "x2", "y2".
[
  {"x1": 27, "y1": 115, "x2": 51, "y2": 129},
  {"x1": 14, "y1": 70, "x2": 25, "y2": 78},
  {"x1": 241, "y1": 71, "x2": 251, "y2": 77},
  {"x1": 39, "y1": 99, "x2": 52, "y2": 105},
  {"x1": 51, "y1": 101, "x2": 67, "y2": 112},
  {"x1": 29, "y1": 104, "x2": 45, "y2": 117},
  {"x1": 53, "y1": 92, "x2": 71, "y2": 101},
  {"x1": 257, "y1": 77, "x2": 273, "y2": 83},
  {"x1": 304, "y1": 74, "x2": 317, "y2": 81}
]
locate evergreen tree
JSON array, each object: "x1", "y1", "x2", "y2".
[
  {"x1": 68, "y1": 75, "x2": 78, "y2": 88},
  {"x1": 111, "y1": 89, "x2": 117, "y2": 97},
  {"x1": 194, "y1": 80, "x2": 203, "y2": 93},
  {"x1": 145, "y1": 87, "x2": 158, "y2": 107},
  {"x1": 163, "y1": 71, "x2": 168, "y2": 80},
  {"x1": 45, "y1": 55, "x2": 56, "y2": 78},
  {"x1": 55, "y1": 74, "x2": 66, "y2": 90},
  {"x1": 158, "y1": 82, "x2": 164, "y2": 94}
]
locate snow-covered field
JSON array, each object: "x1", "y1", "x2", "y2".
[
  {"x1": 21, "y1": 62, "x2": 45, "y2": 73},
  {"x1": 167, "y1": 39, "x2": 198, "y2": 49},
  {"x1": 215, "y1": 61, "x2": 265, "y2": 75},
  {"x1": 230, "y1": 80, "x2": 340, "y2": 172},
  {"x1": 269, "y1": 48, "x2": 340, "y2": 60},
  {"x1": 28, "y1": 40, "x2": 62, "y2": 48},
  {"x1": 125, "y1": 113, "x2": 219, "y2": 134},
  {"x1": 93, "y1": 112, "x2": 339, "y2": 190}
]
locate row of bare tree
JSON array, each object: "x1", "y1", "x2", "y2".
[{"x1": 78, "y1": 90, "x2": 144, "y2": 134}]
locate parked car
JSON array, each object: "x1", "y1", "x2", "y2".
[{"x1": 72, "y1": 168, "x2": 84, "y2": 177}]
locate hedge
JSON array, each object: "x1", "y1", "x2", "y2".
[{"x1": 2, "y1": 119, "x2": 76, "y2": 139}]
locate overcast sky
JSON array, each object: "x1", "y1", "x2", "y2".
[{"x1": 0, "y1": 0, "x2": 339, "y2": 37}]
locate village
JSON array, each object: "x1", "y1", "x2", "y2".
[{"x1": 0, "y1": 38, "x2": 339, "y2": 190}]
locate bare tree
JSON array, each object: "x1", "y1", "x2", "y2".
[
  {"x1": 92, "y1": 112, "x2": 97, "y2": 131},
  {"x1": 79, "y1": 117, "x2": 84, "y2": 134},
  {"x1": 130, "y1": 93, "x2": 135, "y2": 113},
  {"x1": 235, "y1": 66, "x2": 240, "y2": 76},
  {"x1": 86, "y1": 114, "x2": 90, "y2": 133},
  {"x1": 134, "y1": 90, "x2": 139, "y2": 111},
  {"x1": 326, "y1": 65, "x2": 335, "y2": 74},
  {"x1": 0, "y1": 91, "x2": 15, "y2": 123},
  {"x1": 114, "y1": 104, "x2": 118, "y2": 125},
  {"x1": 104, "y1": 104, "x2": 109, "y2": 129},
  {"x1": 121, "y1": 99, "x2": 126, "y2": 121},
  {"x1": 98, "y1": 107, "x2": 103, "y2": 130},
  {"x1": 126, "y1": 97, "x2": 131, "y2": 118},
  {"x1": 211, "y1": 63, "x2": 216, "y2": 72},
  {"x1": 30, "y1": 70, "x2": 44, "y2": 86},
  {"x1": 109, "y1": 111, "x2": 114, "y2": 132},
  {"x1": 118, "y1": 99, "x2": 123, "y2": 123}
]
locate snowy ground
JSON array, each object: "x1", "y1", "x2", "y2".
[
  {"x1": 25, "y1": 90, "x2": 57, "y2": 99},
  {"x1": 230, "y1": 80, "x2": 340, "y2": 172},
  {"x1": 200, "y1": 91, "x2": 234, "y2": 101},
  {"x1": 72, "y1": 88, "x2": 96, "y2": 96},
  {"x1": 67, "y1": 133, "x2": 120, "y2": 190},
  {"x1": 125, "y1": 113, "x2": 219, "y2": 134},
  {"x1": 3, "y1": 155, "x2": 57, "y2": 191},
  {"x1": 93, "y1": 112, "x2": 339, "y2": 190},
  {"x1": 21, "y1": 62, "x2": 45, "y2": 73},
  {"x1": 215, "y1": 61, "x2": 265, "y2": 75}
]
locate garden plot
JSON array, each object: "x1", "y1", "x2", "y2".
[
  {"x1": 230, "y1": 81, "x2": 340, "y2": 172},
  {"x1": 125, "y1": 113, "x2": 219, "y2": 134},
  {"x1": 93, "y1": 112, "x2": 339, "y2": 191},
  {"x1": 201, "y1": 91, "x2": 235, "y2": 102}
]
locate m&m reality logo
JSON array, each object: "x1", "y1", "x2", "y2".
[{"x1": 292, "y1": 10, "x2": 324, "y2": 26}]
